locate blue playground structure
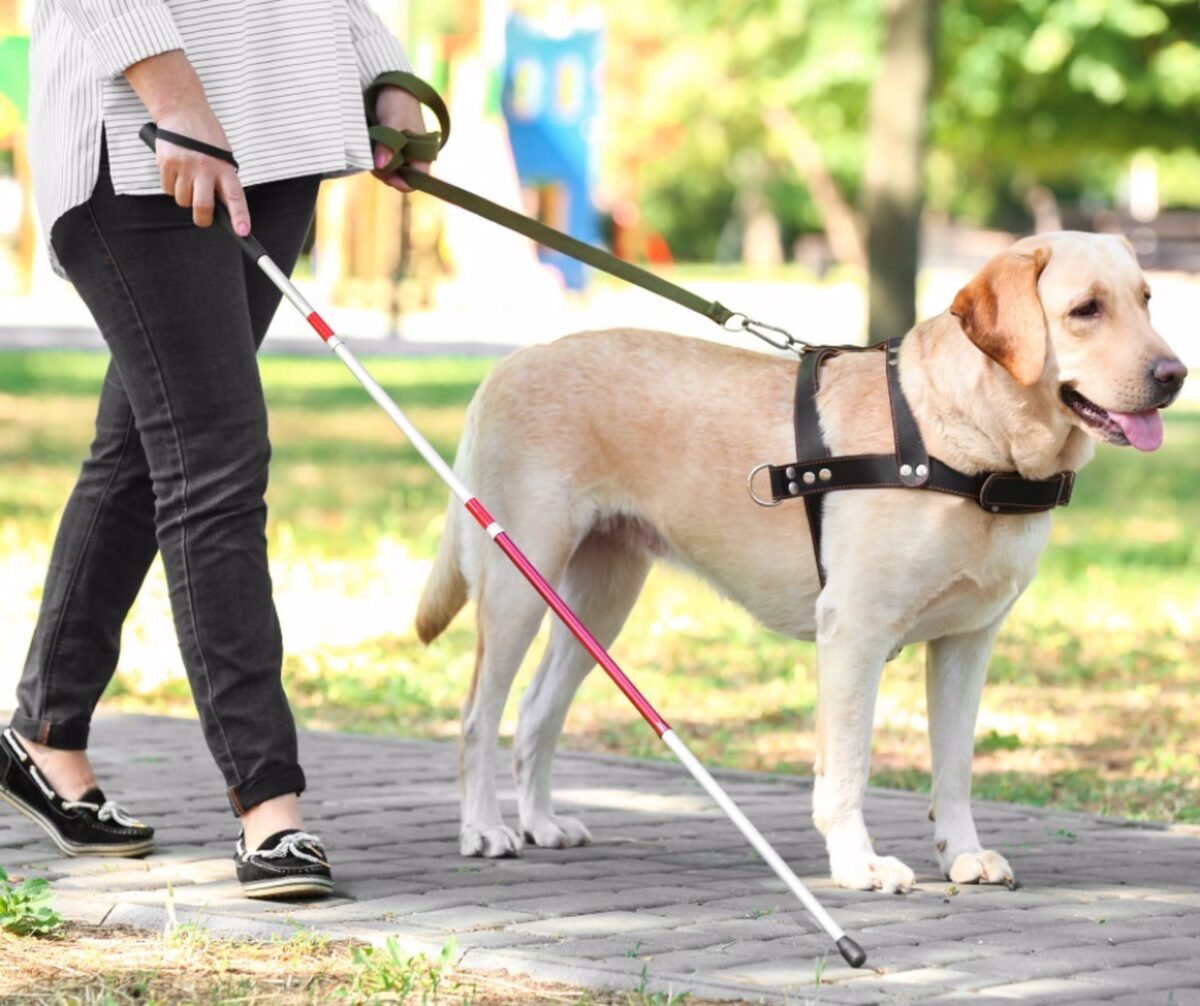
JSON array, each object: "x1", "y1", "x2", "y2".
[{"x1": 502, "y1": 15, "x2": 603, "y2": 291}]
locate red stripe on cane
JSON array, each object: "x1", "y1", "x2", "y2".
[
  {"x1": 494, "y1": 530, "x2": 670, "y2": 736},
  {"x1": 465, "y1": 498, "x2": 493, "y2": 527},
  {"x1": 307, "y1": 312, "x2": 335, "y2": 342},
  {"x1": 463, "y1": 498, "x2": 668, "y2": 735}
]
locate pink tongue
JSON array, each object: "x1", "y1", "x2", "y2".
[{"x1": 1109, "y1": 409, "x2": 1164, "y2": 452}]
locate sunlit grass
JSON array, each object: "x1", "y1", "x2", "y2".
[
  {"x1": 1, "y1": 350, "x2": 1197, "y2": 823},
  {"x1": 0, "y1": 922, "x2": 689, "y2": 1005}
]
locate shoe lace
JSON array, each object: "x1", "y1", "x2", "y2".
[
  {"x1": 251, "y1": 831, "x2": 327, "y2": 866},
  {"x1": 61, "y1": 799, "x2": 143, "y2": 828}
]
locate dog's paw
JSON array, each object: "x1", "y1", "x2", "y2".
[
  {"x1": 948, "y1": 849, "x2": 1015, "y2": 888},
  {"x1": 832, "y1": 854, "x2": 916, "y2": 894},
  {"x1": 523, "y1": 814, "x2": 593, "y2": 850},
  {"x1": 460, "y1": 823, "x2": 524, "y2": 859}
]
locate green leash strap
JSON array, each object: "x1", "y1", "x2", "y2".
[
  {"x1": 365, "y1": 72, "x2": 807, "y2": 353},
  {"x1": 366, "y1": 70, "x2": 450, "y2": 173},
  {"x1": 403, "y1": 168, "x2": 739, "y2": 327}
]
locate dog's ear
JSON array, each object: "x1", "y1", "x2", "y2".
[
  {"x1": 1113, "y1": 233, "x2": 1139, "y2": 263},
  {"x1": 951, "y1": 246, "x2": 1051, "y2": 387}
]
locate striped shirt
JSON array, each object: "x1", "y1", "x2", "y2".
[{"x1": 30, "y1": 0, "x2": 411, "y2": 274}]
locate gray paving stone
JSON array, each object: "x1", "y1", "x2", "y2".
[
  {"x1": 1108, "y1": 991, "x2": 1200, "y2": 1006},
  {"x1": 970, "y1": 927, "x2": 1116, "y2": 952},
  {"x1": 1024, "y1": 936, "x2": 1200, "y2": 971},
  {"x1": 849, "y1": 939, "x2": 1011, "y2": 972},
  {"x1": 705, "y1": 955, "x2": 863, "y2": 989},
  {"x1": 1075, "y1": 963, "x2": 1200, "y2": 994},
  {"x1": 403, "y1": 905, "x2": 540, "y2": 932},
  {"x1": 845, "y1": 967, "x2": 989, "y2": 996},
  {"x1": 963, "y1": 952, "x2": 1105, "y2": 983},
  {"x1": 505, "y1": 910, "x2": 684, "y2": 938},
  {"x1": 972, "y1": 976, "x2": 1126, "y2": 1001},
  {"x1": 7, "y1": 713, "x2": 1199, "y2": 1006},
  {"x1": 49, "y1": 890, "x2": 118, "y2": 927},
  {"x1": 1051, "y1": 919, "x2": 1181, "y2": 944}
]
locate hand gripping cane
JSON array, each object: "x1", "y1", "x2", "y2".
[{"x1": 140, "y1": 108, "x2": 866, "y2": 970}]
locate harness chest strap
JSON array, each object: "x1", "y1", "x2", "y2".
[{"x1": 756, "y1": 339, "x2": 1076, "y2": 586}]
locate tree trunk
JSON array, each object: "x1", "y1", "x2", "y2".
[
  {"x1": 763, "y1": 106, "x2": 866, "y2": 271},
  {"x1": 863, "y1": 0, "x2": 936, "y2": 344}
]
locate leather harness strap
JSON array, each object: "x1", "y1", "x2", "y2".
[
  {"x1": 884, "y1": 339, "x2": 930, "y2": 487},
  {"x1": 763, "y1": 338, "x2": 1075, "y2": 587},
  {"x1": 793, "y1": 347, "x2": 835, "y2": 583}
]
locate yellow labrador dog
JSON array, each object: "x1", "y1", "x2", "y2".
[{"x1": 416, "y1": 232, "x2": 1186, "y2": 892}]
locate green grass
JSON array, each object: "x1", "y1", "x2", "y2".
[
  {"x1": 0, "y1": 921, "x2": 728, "y2": 1004},
  {"x1": 1, "y1": 349, "x2": 1198, "y2": 823}
]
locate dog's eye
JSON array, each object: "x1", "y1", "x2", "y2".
[
  {"x1": 1143, "y1": 289, "x2": 1152, "y2": 304},
  {"x1": 1069, "y1": 299, "x2": 1101, "y2": 319}
]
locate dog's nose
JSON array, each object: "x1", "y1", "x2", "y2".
[{"x1": 1151, "y1": 357, "x2": 1188, "y2": 394}]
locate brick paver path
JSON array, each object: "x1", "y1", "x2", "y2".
[{"x1": 3, "y1": 715, "x2": 1199, "y2": 1005}]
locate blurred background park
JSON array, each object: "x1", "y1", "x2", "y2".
[{"x1": 0, "y1": 0, "x2": 1197, "y2": 824}]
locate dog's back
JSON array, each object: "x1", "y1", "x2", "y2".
[{"x1": 415, "y1": 328, "x2": 816, "y2": 643}]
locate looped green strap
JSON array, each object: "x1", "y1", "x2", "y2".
[{"x1": 366, "y1": 70, "x2": 451, "y2": 174}]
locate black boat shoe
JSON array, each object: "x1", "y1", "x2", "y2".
[
  {"x1": 0, "y1": 728, "x2": 155, "y2": 857},
  {"x1": 235, "y1": 829, "x2": 334, "y2": 899}
]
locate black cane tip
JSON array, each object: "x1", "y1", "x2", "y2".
[{"x1": 837, "y1": 935, "x2": 867, "y2": 968}]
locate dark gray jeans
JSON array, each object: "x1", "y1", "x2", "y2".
[{"x1": 12, "y1": 148, "x2": 320, "y2": 814}]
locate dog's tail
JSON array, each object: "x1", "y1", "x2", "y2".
[
  {"x1": 416, "y1": 492, "x2": 469, "y2": 643},
  {"x1": 416, "y1": 409, "x2": 478, "y2": 644}
]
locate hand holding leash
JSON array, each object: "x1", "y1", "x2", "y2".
[
  {"x1": 365, "y1": 70, "x2": 450, "y2": 180},
  {"x1": 369, "y1": 77, "x2": 438, "y2": 193}
]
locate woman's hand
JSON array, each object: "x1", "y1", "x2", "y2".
[
  {"x1": 125, "y1": 51, "x2": 251, "y2": 235},
  {"x1": 372, "y1": 85, "x2": 433, "y2": 192}
]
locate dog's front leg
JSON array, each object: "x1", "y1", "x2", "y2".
[
  {"x1": 926, "y1": 618, "x2": 1016, "y2": 887},
  {"x1": 812, "y1": 603, "x2": 915, "y2": 893}
]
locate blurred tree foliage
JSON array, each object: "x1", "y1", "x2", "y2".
[
  {"x1": 587, "y1": 0, "x2": 1200, "y2": 261},
  {"x1": 933, "y1": 0, "x2": 1200, "y2": 224}
]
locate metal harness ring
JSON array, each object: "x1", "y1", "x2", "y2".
[{"x1": 747, "y1": 463, "x2": 781, "y2": 507}]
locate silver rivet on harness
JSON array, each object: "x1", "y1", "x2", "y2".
[
  {"x1": 803, "y1": 471, "x2": 817, "y2": 485},
  {"x1": 786, "y1": 466, "x2": 796, "y2": 479},
  {"x1": 916, "y1": 464, "x2": 928, "y2": 478},
  {"x1": 900, "y1": 464, "x2": 913, "y2": 477},
  {"x1": 789, "y1": 481, "x2": 800, "y2": 494},
  {"x1": 819, "y1": 468, "x2": 832, "y2": 482}
]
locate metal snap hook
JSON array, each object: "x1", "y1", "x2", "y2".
[{"x1": 724, "y1": 314, "x2": 809, "y2": 357}]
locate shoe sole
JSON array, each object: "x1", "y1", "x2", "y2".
[
  {"x1": 240, "y1": 875, "x2": 335, "y2": 900},
  {"x1": 0, "y1": 788, "x2": 155, "y2": 858}
]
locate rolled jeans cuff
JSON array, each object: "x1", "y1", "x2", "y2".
[
  {"x1": 9, "y1": 713, "x2": 90, "y2": 751},
  {"x1": 227, "y1": 764, "x2": 307, "y2": 816}
]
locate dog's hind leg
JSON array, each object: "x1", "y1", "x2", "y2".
[
  {"x1": 514, "y1": 525, "x2": 652, "y2": 849},
  {"x1": 460, "y1": 541, "x2": 570, "y2": 859},
  {"x1": 926, "y1": 617, "x2": 1016, "y2": 888}
]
